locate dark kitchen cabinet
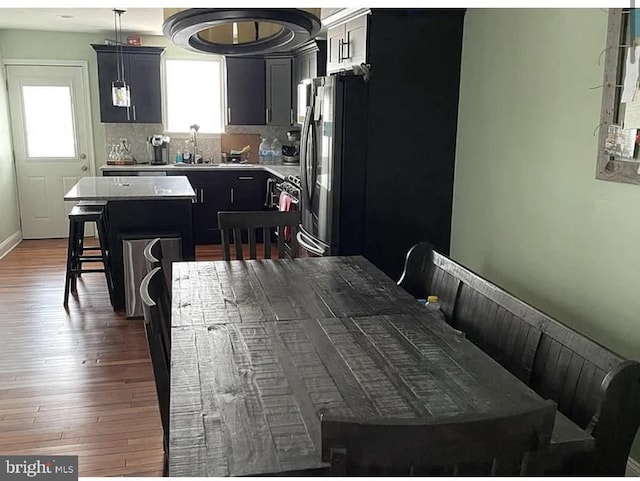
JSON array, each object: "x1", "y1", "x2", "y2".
[
  {"x1": 92, "y1": 45, "x2": 164, "y2": 124},
  {"x1": 171, "y1": 170, "x2": 267, "y2": 245},
  {"x1": 231, "y1": 172, "x2": 267, "y2": 211},
  {"x1": 226, "y1": 57, "x2": 266, "y2": 126},
  {"x1": 265, "y1": 58, "x2": 292, "y2": 126}
]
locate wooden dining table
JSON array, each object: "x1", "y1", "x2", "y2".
[{"x1": 169, "y1": 256, "x2": 594, "y2": 476}]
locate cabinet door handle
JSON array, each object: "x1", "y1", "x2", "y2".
[
  {"x1": 200, "y1": 188, "x2": 204, "y2": 203},
  {"x1": 238, "y1": 176, "x2": 254, "y2": 180},
  {"x1": 133, "y1": 105, "x2": 137, "y2": 121},
  {"x1": 290, "y1": 108, "x2": 294, "y2": 125},
  {"x1": 342, "y1": 38, "x2": 350, "y2": 60},
  {"x1": 230, "y1": 187, "x2": 234, "y2": 203},
  {"x1": 126, "y1": 107, "x2": 130, "y2": 121},
  {"x1": 266, "y1": 108, "x2": 270, "y2": 124},
  {"x1": 227, "y1": 107, "x2": 231, "y2": 124}
]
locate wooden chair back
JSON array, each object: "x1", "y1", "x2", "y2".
[
  {"x1": 217, "y1": 210, "x2": 300, "y2": 260},
  {"x1": 397, "y1": 242, "x2": 461, "y2": 322},
  {"x1": 321, "y1": 400, "x2": 556, "y2": 476},
  {"x1": 140, "y1": 267, "x2": 171, "y2": 441},
  {"x1": 143, "y1": 237, "x2": 163, "y2": 271}
]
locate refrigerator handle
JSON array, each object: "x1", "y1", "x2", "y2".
[
  {"x1": 307, "y1": 120, "x2": 317, "y2": 206},
  {"x1": 300, "y1": 104, "x2": 314, "y2": 206}
]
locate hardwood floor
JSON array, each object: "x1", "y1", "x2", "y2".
[{"x1": 0, "y1": 239, "x2": 224, "y2": 477}]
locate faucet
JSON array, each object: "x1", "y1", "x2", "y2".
[{"x1": 189, "y1": 123, "x2": 200, "y2": 163}]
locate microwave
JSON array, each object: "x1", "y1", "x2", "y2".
[{"x1": 297, "y1": 79, "x2": 313, "y2": 125}]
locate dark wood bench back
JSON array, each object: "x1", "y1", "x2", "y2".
[
  {"x1": 397, "y1": 243, "x2": 461, "y2": 322},
  {"x1": 399, "y1": 242, "x2": 640, "y2": 475},
  {"x1": 453, "y1": 283, "x2": 542, "y2": 385},
  {"x1": 530, "y1": 323, "x2": 640, "y2": 474}
]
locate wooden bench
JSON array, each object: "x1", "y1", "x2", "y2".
[{"x1": 398, "y1": 242, "x2": 640, "y2": 476}]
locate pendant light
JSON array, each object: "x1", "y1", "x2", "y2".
[
  {"x1": 163, "y1": 9, "x2": 321, "y2": 56},
  {"x1": 111, "y1": 8, "x2": 131, "y2": 108}
]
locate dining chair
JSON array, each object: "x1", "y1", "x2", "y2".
[
  {"x1": 321, "y1": 400, "x2": 556, "y2": 476},
  {"x1": 139, "y1": 266, "x2": 171, "y2": 475},
  {"x1": 143, "y1": 237, "x2": 163, "y2": 271},
  {"x1": 217, "y1": 210, "x2": 300, "y2": 260}
]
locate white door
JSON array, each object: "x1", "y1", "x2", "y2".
[{"x1": 6, "y1": 64, "x2": 94, "y2": 239}]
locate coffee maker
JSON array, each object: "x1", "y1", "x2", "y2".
[
  {"x1": 147, "y1": 135, "x2": 170, "y2": 164},
  {"x1": 282, "y1": 129, "x2": 300, "y2": 164}
]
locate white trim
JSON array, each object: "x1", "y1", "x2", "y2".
[
  {"x1": 321, "y1": 8, "x2": 370, "y2": 30},
  {"x1": 627, "y1": 457, "x2": 640, "y2": 477},
  {"x1": 0, "y1": 231, "x2": 22, "y2": 261},
  {"x1": 2, "y1": 58, "x2": 97, "y2": 177}
]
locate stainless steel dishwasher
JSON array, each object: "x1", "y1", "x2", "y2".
[{"x1": 122, "y1": 236, "x2": 182, "y2": 318}]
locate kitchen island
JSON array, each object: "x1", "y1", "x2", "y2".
[{"x1": 64, "y1": 176, "x2": 196, "y2": 311}]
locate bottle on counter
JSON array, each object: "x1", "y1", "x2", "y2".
[
  {"x1": 259, "y1": 136, "x2": 271, "y2": 164},
  {"x1": 271, "y1": 137, "x2": 282, "y2": 163},
  {"x1": 175, "y1": 149, "x2": 183, "y2": 163},
  {"x1": 182, "y1": 140, "x2": 192, "y2": 164}
]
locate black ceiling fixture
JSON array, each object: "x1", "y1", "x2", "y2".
[{"x1": 163, "y1": 9, "x2": 321, "y2": 56}]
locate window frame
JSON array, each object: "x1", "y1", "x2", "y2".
[
  {"x1": 596, "y1": 8, "x2": 640, "y2": 185},
  {"x1": 161, "y1": 56, "x2": 226, "y2": 136}
]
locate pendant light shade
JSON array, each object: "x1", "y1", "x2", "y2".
[
  {"x1": 111, "y1": 81, "x2": 130, "y2": 108},
  {"x1": 111, "y1": 9, "x2": 131, "y2": 108}
]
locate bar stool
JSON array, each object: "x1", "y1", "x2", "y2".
[{"x1": 64, "y1": 204, "x2": 114, "y2": 307}]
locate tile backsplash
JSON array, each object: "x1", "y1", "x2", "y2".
[{"x1": 103, "y1": 123, "x2": 293, "y2": 164}]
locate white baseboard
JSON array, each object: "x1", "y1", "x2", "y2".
[
  {"x1": 0, "y1": 230, "x2": 21, "y2": 260},
  {"x1": 627, "y1": 457, "x2": 640, "y2": 477}
]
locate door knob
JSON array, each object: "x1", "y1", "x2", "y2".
[
  {"x1": 81, "y1": 164, "x2": 88, "y2": 172},
  {"x1": 80, "y1": 153, "x2": 87, "y2": 159}
]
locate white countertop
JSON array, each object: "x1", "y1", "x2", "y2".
[
  {"x1": 64, "y1": 176, "x2": 196, "y2": 201},
  {"x1": 99, "y1": 163, "x2": 301, "y2": 179}
]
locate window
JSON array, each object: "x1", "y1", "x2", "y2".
[
  {"x1": 22, "y1": 85, "x2": 76, "y2": 158},
  {"x1": 164, "y1": 58, "x2": 224, "y2": 134}
]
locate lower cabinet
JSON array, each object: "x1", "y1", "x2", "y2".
[{"x1": 171, "y1": 171, "x2": 268, "y2": 245}]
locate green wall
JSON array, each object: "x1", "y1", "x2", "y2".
[
  {"x1": 0, "y1": 45, "x2": 20, "y2": 250},
  {"x1": 452, "y1": 8, "x2": 640, "y2": 461},
  {"x1": 0, "y1": 29, "x2": 211, "y2": 174}
]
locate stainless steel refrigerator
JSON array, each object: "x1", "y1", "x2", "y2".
[
  {"x1": 296, "y1": 10, "x2": 464, "y2": 279},
  {"x1": 297, "y1": 74, "x2": 369, "y2": 257}
]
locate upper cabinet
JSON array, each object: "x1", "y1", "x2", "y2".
[
  {"x1": 292, "y1": 40, "x2": 327, "y2": 84},
  {"x1": 265, "y1": 58, "x2": 292, "y2": 126},
  {"x1": 323, "y1": 9, "x2": 369, "y2": 73},
  {"x1": 226, "y1": 56, "x2": 295, "y2": 127},
  {"x1": 226, "y1": 57, "x2": 266, "y2": 126},
  {"x1": 92, "y1": 45, "x2": 164, "y2": 124}
]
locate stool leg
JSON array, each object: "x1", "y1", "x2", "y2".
[
  {"x1": 64, "y1": 220, "x2": 77, "y2": 307},
  {"x1": 96, "y1": 214, "x2": 114, "y2": 306},
  {"x1": 75, "y1": 221, "x2": 85, "y2": 279}
]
